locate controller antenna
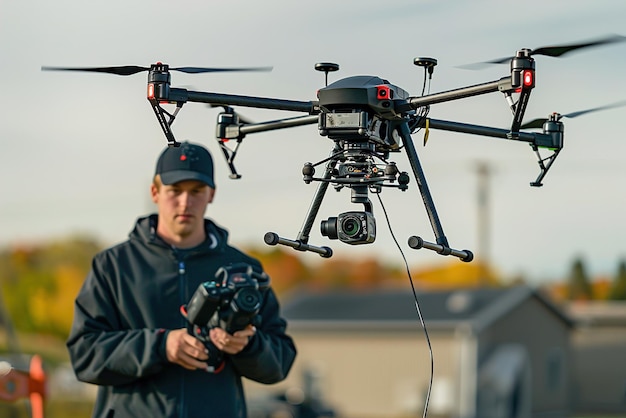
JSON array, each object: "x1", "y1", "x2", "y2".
[{"x1": 315, "y1": 62, "x2": 339, "y2": 86}]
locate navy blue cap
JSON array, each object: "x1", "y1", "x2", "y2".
[{"x1": 155, "y1": 142, "x2": 215, "y2": 188}]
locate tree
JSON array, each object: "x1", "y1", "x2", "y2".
[
  {"x1": 609, "y1": 259, "x2": 626, "y2": 300},
  {"x1": 567, "y1": 257, "x2": 593, "y2": 300},
  {"x1": 0, "y1": 236, "x2": 102, "y2": 337}
]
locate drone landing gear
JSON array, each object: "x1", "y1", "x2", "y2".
[
  {"x1": 265, "y1": 153, "x2": 338, "y2": 258},
  {"x1": 530, "y1": 146, "x2": 560, "y2": 187},
  {"x1": 266, "y1": 121, "x2": 473, "y2": 262},
  {"x1": 397, "y1": 122, "x2": 473, "y2": 262},
  {"x1": 408, "y1": 236, "x2": 473, "y2": 262},
  {"x1": 264, "y1": 232, "x2": 333, "y2": 258},
  {"x1": 148, "y1": 98, "x2": 183, "y2": 147}
]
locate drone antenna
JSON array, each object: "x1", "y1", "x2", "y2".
[
  {"x1": 414, "y1": 57, "x2": 438, "y2": 96},
  {"x1": 314, "y1": 62, "x2": 339, "y2": 86},
  {"x1": 414, "y1": 57, "x2": 437, "y2": 79}
]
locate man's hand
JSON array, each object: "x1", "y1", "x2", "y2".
[
  {"x1": 165, "y1": 328, "x2": 209, "y2": 370},
  {"x1": 210, "y1": 325, "x2": 256, "y2": 355}
]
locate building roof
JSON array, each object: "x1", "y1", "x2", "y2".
[
  {"x1": 281, "y1": 285, "x2": 573, "y2": 332},
  {"x1": 566, "y1": 300, "x2": 626, "y2": 327}
]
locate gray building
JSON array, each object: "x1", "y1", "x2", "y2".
[
  {"x1": 244, "y1": 285, "x2": 573, "y2": 418},
  {"x1": 566, "y1": 301, "x2": 626, "y2": 416}
]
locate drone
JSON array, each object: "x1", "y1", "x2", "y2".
[{"x1": 42, "y1": 35, "x2": 626, "y2": 261}]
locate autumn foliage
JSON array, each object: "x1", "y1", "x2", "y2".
[
  {"x1": 0, "y1": 236, "x2": 100, "y2": 338},
  {"x1": 0, "y1": 235, "x2": 507, "y2": 340},
  {"x1": 5, "y1": 235, "x2": 623, "y2": 341}
]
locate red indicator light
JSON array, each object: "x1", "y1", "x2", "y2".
[
  {"x1": 377, "y1": 85, "x2": 392, "y2": 100},
  {"x1": 523, "y1": 70, "x2": 534, "y2": 87},
  {"x1": 147, "y1": 84, "x2": 155, "y2": 99}
]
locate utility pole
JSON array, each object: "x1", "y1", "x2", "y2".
[{"x1": 476, "y1": 161, "x2": 491, "y2": 285}]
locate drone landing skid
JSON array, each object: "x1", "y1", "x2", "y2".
[
  {"x1": 265, "y1": 154, "x2": 337, "y2": 258},
  {"x1": 530, "y1": 146, "x2": 560, "y2": 187},
  {"x1": 264, "y1": 232, "x2": 333, "y2": 258},
  {"x1": 408, "y1": 236, "x2": 473, "y2": 262}
]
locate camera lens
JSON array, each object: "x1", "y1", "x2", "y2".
[
  {"x1": 320, "y1": 217, "x2": 338, "y2": 239},
  {"x1": 233, "y1": 288, "x2": 261, "y2": 313},
  {"x1": 340, "y1": 216, "x2": 362, "y2": 238}
]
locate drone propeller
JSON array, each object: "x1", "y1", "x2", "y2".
[
  {"x1": 41, "y1": 64, "x2": 272, "y2": 76},
  {"x1": 458, "y1": 34, "x2": 626, "y2": 69},
  {"x1": 520, "y1": 100, "x2": 626, "y2": 129}
]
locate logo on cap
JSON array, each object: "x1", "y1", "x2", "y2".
[{"x1": 155, "y1": 141, "x2": 215, "y2": 188}]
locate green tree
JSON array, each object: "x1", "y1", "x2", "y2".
[
  {"x1": 609, "y1": 259, "x2": 626, "y2": 300},
  {"x1": 567, "y1": 257, "x2": 593, "y2": 300}
]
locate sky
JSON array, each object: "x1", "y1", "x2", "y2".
[{"x1": 1, "y1": 0, "x2": 625, "y2": 284}]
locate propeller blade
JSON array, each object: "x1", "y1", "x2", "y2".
[
  {"x1": 171, "y1": 66, "x2": 272, "y2": 74},
  {"x1": 458, "y1": 34, "x2": 626, "y2": 70},
  {"x1": 456, "y1": 56, "x2": 511, "y2": 70},
  {"x1": 520, "y1": 100, "x2": 626, "y2": 129},
  {"x1": 41, "y1": 65, "x2": 149, "y2": 76},
  {"x1": 531, "y1": 35, "x2": 626, "y2": 58},
  {"x1": 519, "y1": 118, "x2": 547, "y2": 130},
  {"x1": 235, "y1": 113, "x2": 255, "y2": 125},
  {"x1": 42, "y1": 64, "x2": 273, "y2": 76},
  {"x1": 560, "y1": 100, "x2": 626, "y2": 119}
]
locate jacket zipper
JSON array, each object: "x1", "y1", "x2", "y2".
[{"x1": 177, "y1": 256, "x2": 187, "y2": 418}]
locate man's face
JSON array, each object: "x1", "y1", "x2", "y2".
[{"x1": 151, "y1": 179, "x2": 215, "y2": 243}]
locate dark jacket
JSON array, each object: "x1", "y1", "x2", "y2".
[{"x1": 67, "y1": 215, "x2": 296, "y2": 418}]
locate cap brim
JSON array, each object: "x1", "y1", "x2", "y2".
[{"x1": 160, "y1": 170, "x2": 215, "y2": 188}]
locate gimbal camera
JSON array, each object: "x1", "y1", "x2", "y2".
[{"x1": 41, "y1": 35, "x2": 626, "y2": 262}]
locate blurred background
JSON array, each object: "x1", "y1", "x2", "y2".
[{"x1": 1, "y1": 0, "x2": 625, "y2": 417}]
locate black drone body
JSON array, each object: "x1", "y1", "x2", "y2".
[
  {"x1": 317, "y1": 75, "x2": 410, "y2": 118},
  {"x1": 41, "y1": 35, "x2": 626, "y2": 262},
  {"x1": 317, "y1": 75, "x2": 413, "y2": 152}
]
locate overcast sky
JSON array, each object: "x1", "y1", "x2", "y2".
[{"x1": 1, "y1": 0, "x2": 625, "y2": 283}]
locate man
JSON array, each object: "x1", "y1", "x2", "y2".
[{"x1": 67, "y1": 142, "x2": 296, "y2": 418}]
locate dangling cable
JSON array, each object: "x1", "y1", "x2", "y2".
[
  {"x1": 376, "y1": 192, "x2": 434, "y2": 418},
  {"x1": 421, "y1": 68, "x2": 429, "y2": 97},
  {"x1": 409, "y1": 105, "x2": 430, "y2": 135}
]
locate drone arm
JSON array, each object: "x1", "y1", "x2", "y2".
[
  {"x1": 183, "y1": 89, "x2": 318, "y2": 114},
  {"x1": 422, "y1": 117, "x2": 563, "y2": 186},
  {"x1": 423, "y1": 118, "x2": 542, "y2": 142},
  {"x1": 215, "y1": 114, "x2": 320, "y2": 180},
  {"x1": 425, "y1": 117, "x2": 564, "y2": 150},
  {"x1": 237, "y1": 115, "x2": 319, "y2": 137},
  {"x1": 405, "y1": 77, "x2": 512, "y2": 109}
]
